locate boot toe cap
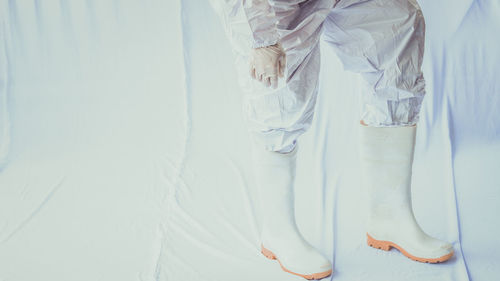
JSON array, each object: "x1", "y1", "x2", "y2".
[{"x1": 281, "y1": 251, "x2": 332, "y2": 276}]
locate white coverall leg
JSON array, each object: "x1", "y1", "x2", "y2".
[
  {"x1": 324, "y1": 0, "x2": 426, "y2": 127},
  {"x1": 323, "y1": 0, "x2": 455, "y2": 263},
  {"x1": 210, "y1": 0, "x2": 334, "y2": 153}
]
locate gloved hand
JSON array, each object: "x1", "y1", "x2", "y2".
[{"x1": 249, "y1": 42, "x2": 286, "y2": 89}]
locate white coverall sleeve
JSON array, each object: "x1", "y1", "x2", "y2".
[{"x1": 242, "y1": 0, "x2": 280, "y2": 48}]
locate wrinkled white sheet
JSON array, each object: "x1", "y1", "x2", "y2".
[{"x1": 0, "y1": 1, "x2": 499, "y2": 281}]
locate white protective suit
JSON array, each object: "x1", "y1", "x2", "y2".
[{"x1": 210, "y1": 0, "x2": 426, "y2": 153}]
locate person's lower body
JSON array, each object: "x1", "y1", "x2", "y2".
[
  {"x1": 324, "y1": 0, "x2": 454, "y2": 262},
  {"x1": 210, "y1": 0, "x2": 454, "y2": 278}
]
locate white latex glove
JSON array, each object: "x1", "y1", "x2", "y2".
[{"x1": 249, "y1": 43, "x2": 286, "y2": 89}]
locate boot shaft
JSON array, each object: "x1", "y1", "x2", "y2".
[{"x1": 358, "y1": 124, "x2": 417, "y2": 219}]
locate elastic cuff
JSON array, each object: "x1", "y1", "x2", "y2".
[
  {"x1": 360, "y1": 119, "x2": 418, "y2": 128},
  {"x1": 251, "y1": 34, "x2": 280, "y2": 49},
  {"x1": 251, "y1": 141, "x2": 298, "y2": 165}
]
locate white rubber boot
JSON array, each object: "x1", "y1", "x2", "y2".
[
  {"x1": 359, "y1": 123, "x2": 454, "y2": 263},
  {"x1": 251, "y1": 142, "x2": 332, "y2": 280}
]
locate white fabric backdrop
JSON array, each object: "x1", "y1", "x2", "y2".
[{"x1": 0, "y1": 1, "x2": 498, "y2": 281}]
